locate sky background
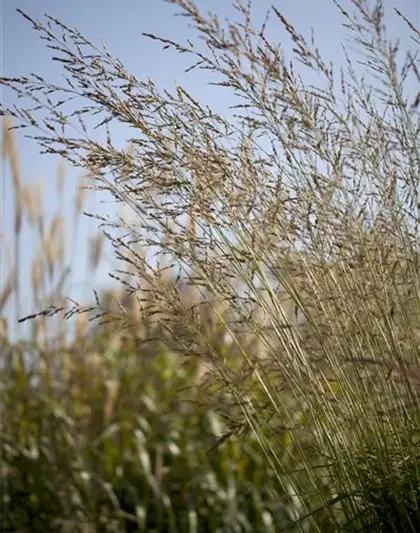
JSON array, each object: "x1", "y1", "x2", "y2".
[{"x1": 1, "y1": 0, "x2": 419, "y2": 339}]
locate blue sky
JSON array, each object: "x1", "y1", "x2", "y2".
[{"x1": 1, "y1": 0, "x2": 418, "y2": 338}]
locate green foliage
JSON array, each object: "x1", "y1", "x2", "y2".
[{"x1": 1, "y1": 333, "x2": 295, "y2": 532}]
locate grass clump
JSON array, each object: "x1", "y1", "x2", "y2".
[{"x1": 1, "y1": 0, "x2": 420, "y2": 531}]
